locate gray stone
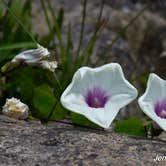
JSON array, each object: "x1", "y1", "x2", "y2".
[{"x1": 0, "y1": 115, "x2": 165, "y2": 166}]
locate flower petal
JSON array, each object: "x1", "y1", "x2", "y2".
[
  {"x1": 61, "y1": 63, "x2": 138, "y2": 128},
  {"x1": 138, "y1": 73, "x2": 166, "y2": 131}
]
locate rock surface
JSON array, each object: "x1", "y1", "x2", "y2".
[{"x1": 0, "y1": 115, "x2": 165, "y2": 166}]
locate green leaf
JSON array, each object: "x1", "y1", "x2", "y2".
[
  {"x1": 5, "y1": 67, "x2": 35, "y2": 100},
  {"x1": 50, "y1": 102, "x2": 68, "y2": 120},
  {"x1": 138, "y1": 74, "x2": 148, "y2": 89},
  {"x1": 8, "y1": 0, "x2": 23, "y2": 26},
  {"x1": 2, "y1": 0, "x2": 36, "y2": 43},
  {"x1": 0, "y1": 53, "x2": 15, "y2": 64},
  {"x1": 57, "y1": 7, "x2": 64, "y2": 29},
  {"x1": 115, "y1": 118, "x2": 146, "y2": 136},
  {"x1": 71, "y1": 112, "x2": 100, "y2": 128},
  {"x1": 0, "y1": 42, "x2": 36, "y2": 51},
  {"x1": 33, "y1": 84, "x2": 56, "y2": 118},
  {"x1": 76, "y1": 0, "x2": 87, "y2": 58},
  {"x1": 46, "y1": 0, "x2": 65, "y2": 62},
  {"x1": 0, "y1": 2, "x2": 4, "y2": 18},
  {"x1": 65, "y1": 23, "x2": 73, "y2": 62},
  {"x1": 19, "y1": 74, "x2": 34, "y2": 101}
]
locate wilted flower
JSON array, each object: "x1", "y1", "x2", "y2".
[
  {"x1": 10, "y1": 44, "x2": 57, "y2": 72},
  {"x1": 2, "y1": 97, "x2": 29, "y2": 120},
  {"x1": 138, "y1": 73, "x2": 166, "y2": 131},
  {"x1": 61, "y1": 63, "x2": 138, "y2": 128}
]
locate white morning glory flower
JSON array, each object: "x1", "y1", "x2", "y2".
[
  {"x1": 61, "y1": 63, "x2": 138, "y2": 128},
  {"x1": 2, "y1": 97, "x2": 29, "y2": 120},
  {"x1": 138, "y1": 73, "x2": 166, "y2": 131},
  {"x1": 11, "y1": 44, "x2": 57, "y2": 72}
]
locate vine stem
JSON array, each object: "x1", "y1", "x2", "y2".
[{"x1": 50, "y1": 119, "x2": 105, "y2": 132}]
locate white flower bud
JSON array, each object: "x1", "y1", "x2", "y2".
[
  {"x1": 12, "y1": 44, "x2": 50, "y2": 64},
  {"x1": 11, "y1": 44, "x2": 58, "y2": 72},
  {"x1": 2, "y1": 97, "x2": 29, "y2": 120}
]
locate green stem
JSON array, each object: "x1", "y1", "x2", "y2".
[
  {"x1": 53, "y1": 73, "x2": 63, "y2": 92},
  {"x1": 46, "y1": 0, "x2": 65, "y2": 61},
  {"x1": 40, "y1": 0, "x2": 52, "y2": 34},
  {"x1": 46, "y1": 100, "x2": 59, "y2": 121},
  {"x1": 95, "y1": 0, "x2": 105, "y2": 31},
  {"x1": 76, "y1": 0, "x2": 87, "y2": 60}
]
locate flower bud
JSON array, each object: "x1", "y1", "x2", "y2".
[
  {"x1": 2, "y1": 97, "x2": 29, "y2": 120},
  {"x1": 2, "y1": 44, "x2": 58, "y2": 73}
]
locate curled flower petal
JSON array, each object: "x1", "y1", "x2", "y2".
[
  {"x1": 138, "y1": 73, "x2": 166, "y2": 131},
  {"x1": 61, "y1": 63, "x2": 138, "y2": 128},
  {"x1": 2, "y1": 97, "x2": 29, "y2": 120}
]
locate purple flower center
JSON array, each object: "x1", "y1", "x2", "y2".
[
  {"x1": 155, "y1": 99, "x2": 166, "y2": 119},
  {"x1": 85, "y1": 86, "x2": 109, "y2": 108}
]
